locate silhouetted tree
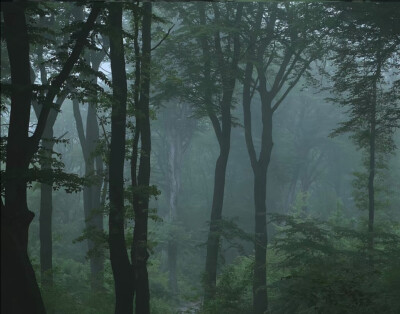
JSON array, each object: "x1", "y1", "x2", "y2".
[{"x1": 1, "y1": 2, "x2": 100, "y2": 312}]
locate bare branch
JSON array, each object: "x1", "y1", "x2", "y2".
[{"x1": 151, "y1": 24, "x2": 175, "y2": 52}]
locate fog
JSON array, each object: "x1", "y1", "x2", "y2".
[{"x1": 1, "y1": 2, "x2": 399, "y2": 314}]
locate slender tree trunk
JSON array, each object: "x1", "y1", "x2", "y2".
[
  {"x1": 367, "y1": 44, "x2": 381, "y2": 252},
  {"x1": 368, "y1": 111, "x2": 376, "y2": 250},
  {"x1": 253, "y1": 167, "x2": 269, "y2": 314},
  {"x1": 39, "y1": 128, "x2": 54, "y2": 287},
  {"x1": 368, "y1": 83, "x2": 377, "y2": 251},
  {"x1": 132, "y1": 3, "x2": 152, "y2": 313},
  {"x1": 2, "y1": 3, "x2": 46, "y2": 313},
  {"x1": 167, "y1": 136, "x2": 180, "y2": 296},
  {"x1": 86, "y1": 99, "x2": 104, "y2": 290},
  {"x1": 36, "y1": 95, "x2": 67, "y2": 290},
  {"x1": 35, "y1": 48, "x2": 67, "y2": 290},
  {"x1": 204, "y1": 145, "x2": 229, "y2": 301},
  {"x1": 73, "y1": 49, "x2": 106, "y2": 290},
  {"x1": 108, "y1": 4, "x2": 133, "y2": 313}
]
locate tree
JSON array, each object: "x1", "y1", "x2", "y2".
[
  {"x1": 108, "y1": 3, "x2": 133, "y2": 313},
  {"x1": 72, "y1": 37, "x2": 109, "y2": 290},
  {"x1": 241, "y1": 3, "x2": 328, "y2": 312},
  {"x1": 197, "y1": 3, "x2": 243, "y2": 302},
  {"x1": 1, "y1": 2, "x2": 100, "y2": 313},
  {"x1": 31, "y1": 10, "x2": 71, "y2": 288},
  {"x1": 328, "y1": 3, "x2": 400, "y2": 250},
  {"x1": 107, "y1": 3, "x2": 153, "y2": 313},
  {"x1": 144, "y1": 2, "x2": 244, "y2": 303},
  {"x1": 130, "y1": 3, "x2": 152, "y2": 313}
]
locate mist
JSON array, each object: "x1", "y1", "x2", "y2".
[{"x1": 1, "y1": 2, "x2": 399, "y2": 314}]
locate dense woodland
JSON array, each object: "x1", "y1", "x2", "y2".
[{"x1": 1, "y1": 1, "x2": 400, "y2": 314}]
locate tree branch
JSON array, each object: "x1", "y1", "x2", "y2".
[
  {"x1": 28, "y1": 5, "x2": 101, "y2": 160},
  {"x1": 151, "y1": 24, "x2": 175, "y2": 52},
  {"x1": 272, "y1": 57, "x2": 313, "y2": 113}
]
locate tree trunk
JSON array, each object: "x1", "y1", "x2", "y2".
[
  {"x1": 108, "y1": 4, "x2": 133, "y2": 313},
  {"x1": 85, "y1": 99, "x2": 104, "y2": 290},
  {"x1": 2, "y1": 3, "x2": 46, "y2": 313},
  {"x1": 200, "y1": 3, "x2": 242, "y2": 302},
  {"x1": 39, "y1": 127, "x2": 54, "y2": 287},
  {"x1": 253, "y1": 168, "x2": 268, "y2": 314},
  {"x1": 252, "y1": 82, "x2": 273, "y2": 314},
  {"x1": 368, "y1": 109, "x2": 376, "y2": 251},
  {"x1": 132, "y1": 3, "x2": 152, "y2": 314},
  {"x1": 204, "y1": 146, "x2": 229, "y2": 301},
  {"x1": 166, "y1": 136, "x2": 180, "y2": 296},
  {"x1": 243, "y1": 55, "x2": 273, "y2": 314},
  {"x1": 367, "y1": 44, "x2": 381, "y2": 252},
  {"x1": 34, "y1": 46, "x2": 67, "y2": 289},
  {"x1": 73, "y1": 49, "x2": 106, "y2": 290},
  {"x1": 3, "y1": 4, "x2": 99, "y2": 311},
  {"x1": 368, "y1": 85, "x2": 377, "y2": 252}
]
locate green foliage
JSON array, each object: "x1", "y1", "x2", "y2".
[
  {"x1": 31, "y1": 258, "x2": 114, "y2": 314},
  {"x1": 269, "y1": 213, "x2": 400, "y2": 314},
  {"x1": 202, "y1": 256, "x2": 253, "y2": 314},
  {"x1": 199, "y1": 212, "x2": 400, "y2": 314}
]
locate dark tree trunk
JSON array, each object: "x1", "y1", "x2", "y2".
[
  {"x1": 36, "y1": 94, "x2": 67, "y2": 289},
  {"x1": 253, "y1": 168, "x2": 269, "y2": 314},
  {"x1": 3, "y1": 4, "x2": 99, "y2": 312},
  {"x1": 243, "y1": 54, "x2": 273, "y2": 314},
  {"x1": 252, "y1": 80, "x2": 273, "y2": 314},
  {"x1": 200, "y1": 3, "x2": 242, "y2": 302},
  {"x1": 34, "y1": 45, "x2": 67, "y2": 289},
  {"x1": 204, "y1": 146, "x2": 229, "y2": 301},
  {"x1": 108, "y1": 4, "x2": 133, "y2": 313},
  {"x1": 2, "y1": 3, "x2": 47, "y2": 313},
  {"x1": 131, "y1": 3, "x2": 152, "y2": 314}
]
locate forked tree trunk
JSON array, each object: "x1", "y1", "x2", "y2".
[{"x1": 200, "y1": 3, "x2": 243, "y2": 302}]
